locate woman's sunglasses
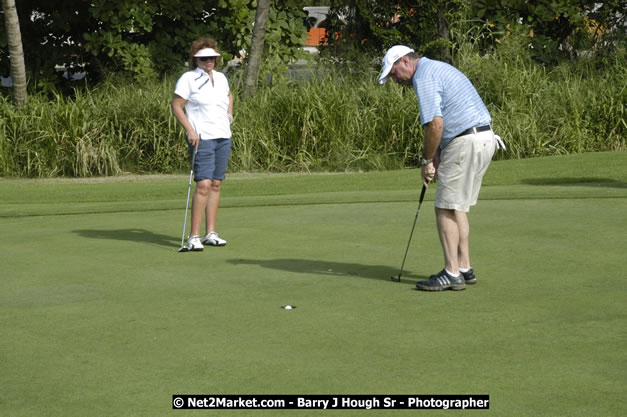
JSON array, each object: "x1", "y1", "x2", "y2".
[{"x1": 197, "y1": 56, "x2": 216, "y2": 62}]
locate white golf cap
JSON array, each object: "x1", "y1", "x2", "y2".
[
  {"x1": 194, "y1": 48, "x2": 221, "y2": 57},
  {"x1": 378, "y1": 45, "x2": 414, "y2": 84}
]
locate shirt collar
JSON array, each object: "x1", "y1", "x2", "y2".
[{"x1": 194, "y1": 67, "x2": 212, "y2": 77}]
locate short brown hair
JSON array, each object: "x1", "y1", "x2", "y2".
[{"x1": 188, "y1": 38, "x2": 222, "y2": 69}]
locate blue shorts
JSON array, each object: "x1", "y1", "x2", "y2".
[{"x1": 188, "y1": 138, "x2": 232, "y2": 182}]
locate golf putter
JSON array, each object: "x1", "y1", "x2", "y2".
[
  {"x1": 178, "y1": 146, "x2": 198, "y2": 252},
  {"x1": 391, "y1": 184, "x2": 427, "y2": 282}
]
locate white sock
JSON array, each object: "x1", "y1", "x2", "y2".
[
  {"x1": 459, "y1": 267, "x2": 471, "y2": 273},
  {"x1": 445, "y1": 269, "x2": 460, "y2": 277}
]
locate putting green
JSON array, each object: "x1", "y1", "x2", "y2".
[{"x1": 1, "y1": 152, "x2": 625, "y2": 416}]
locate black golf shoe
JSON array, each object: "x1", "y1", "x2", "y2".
[
  {"x1": 460, "y1": 268, "x2": 477, "y2": 285},
  {"x1": 416, "y1": 269, "x2": 466, "y2": 291}
]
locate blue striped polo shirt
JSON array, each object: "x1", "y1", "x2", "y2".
[{"x1": 412, "y1": 57, "x2": 491, "y2": 148}]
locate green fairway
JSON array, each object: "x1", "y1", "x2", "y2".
[{"x1": 1, "y1": 152, "x2": 626, "y2": 417}]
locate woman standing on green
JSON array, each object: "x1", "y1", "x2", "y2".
[{"x1": 172, "y1": 38, "x2": 234, "y2": 251}]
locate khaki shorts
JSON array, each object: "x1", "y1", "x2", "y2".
[{"x1": 435, "y1": 131, "x2": 496, "y2": 212}]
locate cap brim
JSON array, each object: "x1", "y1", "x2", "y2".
[{"x1": 378, "y1": 67, "x2": 391, "y2": 84}]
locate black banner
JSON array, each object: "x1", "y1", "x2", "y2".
[{"x1": 172, "y1": 395, "x2": 489, "y2": 410}]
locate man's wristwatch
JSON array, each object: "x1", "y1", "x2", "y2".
[{"x1": 421, "y1": 157, "x2": 433, "y2": 166}]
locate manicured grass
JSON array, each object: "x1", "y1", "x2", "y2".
[{"x1": 1, "y1": 152, "x2": 625, "y2": 416}]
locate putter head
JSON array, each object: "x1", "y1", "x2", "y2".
[
  {"x1": 178, "y1": 245, "x2": 190, "y2": 253},
  {"x1": 390, "y1": 275, "x2": 401, "y2": 282}
]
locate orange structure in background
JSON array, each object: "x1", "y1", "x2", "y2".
[
  {"x1": 303, "y1": 6, "x2": 332, "y2": 48},
  {"x1": 305, "y1": 27, "x2": 328, "y2": 46},
  {"x1": 303, "y1": 5, "x2": 411, "y2": 48}
]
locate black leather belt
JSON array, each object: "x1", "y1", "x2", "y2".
[{"x1": 455, "y1": 125, "x2": 491, "y2": 138}]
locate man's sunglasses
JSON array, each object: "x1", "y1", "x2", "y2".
[{"x1": 197, "y1": 56, "x2": 216, "y2": 62}]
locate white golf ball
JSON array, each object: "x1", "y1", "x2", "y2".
[{"x1": 284, "y1": 305, "x2": 293, "y2": 310}]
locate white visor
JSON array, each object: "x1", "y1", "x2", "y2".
[{"x1": 194, "y1": 48, "x2": 221, "y2": 57}]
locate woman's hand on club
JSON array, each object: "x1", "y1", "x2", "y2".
[{"x1": 187, "y1": 131, "x2": 200, "y2": 148}]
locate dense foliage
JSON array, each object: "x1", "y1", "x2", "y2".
[
  {"x1": 0, "y1": 0, "x2": 308, "y2": 90},
  {"x1": 0, "y1": 1, "x2": 625, "y2": 177},
  {"x1": 473, "y1": 0, "x2": 626, "y2": 65},
  {"x1": 2, "y1": 1, "x2": 624, "y2": 93},
  {"x1": 321, "y1": 0, "x2": 464, "y2": 62},
  {"x1": 321, "y1": 0, "x2": 626, "y2": 65},
  {"x1": 0, "y1": 32, "x2": 624, "y2": 177}
]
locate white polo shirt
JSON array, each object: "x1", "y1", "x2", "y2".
[{"x1": 174, "y1": 67, "x2": 232, "y2": 140}]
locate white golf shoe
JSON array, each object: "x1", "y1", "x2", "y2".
[
  {"x1": 202, "y1": 232, "x2": 227, "y2": 246},
  {"x1": 187, "y1": 235, "x2": 204, "y2": 251}
]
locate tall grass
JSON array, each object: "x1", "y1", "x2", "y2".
[
  {"x1": 458, "y1": 34, "x2": 626, "y2": 159},
  {"x1": 0, "y1": 77, "x2": 188, "y2": 177},
  {"x1": 230, "y1": 74, "x2": 422, "y2": 172},
  {"x1": 0, "y1": 40, "x2": 624, "y2": 177}
]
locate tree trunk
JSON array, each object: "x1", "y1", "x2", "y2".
[
  {"x1": 244, "y1": 0, "x2": 271, "y2": 95},
  {"x1": 1, "y1": 0, "x2": 27, "y2": 107},
  {"x1": 437, "y1": 3, "x2": 453, "y2": 65}
]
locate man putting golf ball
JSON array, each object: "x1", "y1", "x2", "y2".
[{"x1": 379, "y1": 45, "x2": 505, "y2": 291}]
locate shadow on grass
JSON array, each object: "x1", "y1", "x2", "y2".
[
  {"x1": 73, "y1": 228, "x2": 178, "y2": 248},
  {"x1": 228, "y1": 258, "x2": 428, "y2": 283},
  {"x1": 522, "y1": 177, "x2": 626, "y2": 188}
]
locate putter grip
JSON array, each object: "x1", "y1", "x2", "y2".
[{"x1": 419, "y1": 185, "x2": 427, "y2": 204}]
